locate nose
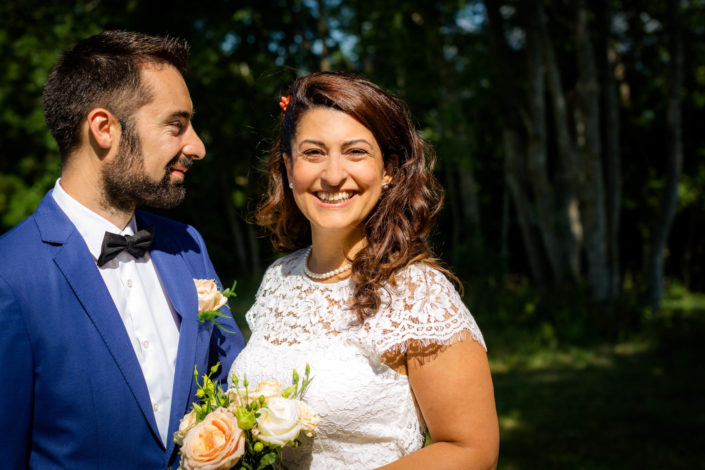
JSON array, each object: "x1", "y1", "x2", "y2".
[
  {"x1": 183, "y1": 125, "x2": 206, "y2": 160},
  {"x1": 321, "y1": 152, "x2": 347, "y2": 187}
]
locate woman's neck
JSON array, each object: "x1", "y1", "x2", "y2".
[{"x1": 308, "y1": 228, "x2": 365, "y2": 278}]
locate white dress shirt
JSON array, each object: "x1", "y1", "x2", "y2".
[{"x1": 52, "y1": 179, "x2": 179, "y2": 445}]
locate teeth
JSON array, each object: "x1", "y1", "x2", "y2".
[{"x1": 317, "y1": 191, "x2": 352, "y2": 202}]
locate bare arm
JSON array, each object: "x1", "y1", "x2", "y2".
[{"x1": 378, "y1": 338, "x2": 499, "y2": 470}]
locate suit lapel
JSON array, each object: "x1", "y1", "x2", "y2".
[
  {"x1": 141, "y1": 216, "x2": 202, "y2": 458},
  {"x1": 46, "y1": 211, "x2": 161, "y2": 443}
]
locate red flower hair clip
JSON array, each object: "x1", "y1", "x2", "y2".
[{"x1": 279, "y1": 95, "x2": 291, "y2": 112}]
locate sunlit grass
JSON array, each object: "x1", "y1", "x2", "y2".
[
  {"x1": 661, "y1": 282, "x2": 705, "y2": 311},
  {"x1": 488, "y1": 288, "x2": 705, "y2": 469}
]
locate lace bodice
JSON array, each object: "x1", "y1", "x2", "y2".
[{"x1": 229, "y1": 249, "x2": 485, "y2": 469}]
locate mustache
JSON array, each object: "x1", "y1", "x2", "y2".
[{"x1": 167, "y1": 155, "x2": 193, "y2": 171}]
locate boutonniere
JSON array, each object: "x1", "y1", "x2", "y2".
[{"x1": 194, "y1": 279, "x2": 237, "y2": 333}]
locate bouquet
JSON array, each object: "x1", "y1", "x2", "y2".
[{"x1": 174, "y1": 363, "x2": 319, "y2": 470}]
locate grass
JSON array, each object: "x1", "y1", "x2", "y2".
[{"x1": 487, "y1": 286, "x2": 705, "y2": 469}]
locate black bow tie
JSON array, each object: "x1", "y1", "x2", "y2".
[{"x1": 97, "y1": 226, "x2": 155, "y2": 267}]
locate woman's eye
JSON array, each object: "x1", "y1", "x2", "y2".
[
  {"x1": 347, "y1": 148, "x2": 369, "y2": 158},
  {"x1": 302, "y1": 149, "x2": 324, "y2": 158}
]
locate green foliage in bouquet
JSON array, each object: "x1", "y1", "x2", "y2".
[{"x1": 176, "y1": 362, "x2": 317, "y2": 470}]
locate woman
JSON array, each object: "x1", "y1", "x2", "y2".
[{"x1": 229, "y1": 72, "x2": 499, "y2": 469}]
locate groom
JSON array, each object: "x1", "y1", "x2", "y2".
[{"x1": 0, "y1": 31, "x2": 244, "y2": 468}]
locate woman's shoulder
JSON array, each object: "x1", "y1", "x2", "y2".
[
  {"x1": 391, "y1": 261, "x2": 459, "y2": 295},
  {"x1": 373, "y1": 260, "x2": 487, "y2": 352},
  {"x1": 263, "y1": 249, "x2": 308, "y2": 278}
]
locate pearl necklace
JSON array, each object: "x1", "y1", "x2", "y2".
[{"x1": 303, "y1": 246, "x2": 352, "y2": 280}]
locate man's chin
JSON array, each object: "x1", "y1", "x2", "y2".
[{"x1": 137, "y1": 184, "x2": 186, "y2": 210}]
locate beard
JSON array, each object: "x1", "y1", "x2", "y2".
[{"x1": 102, "y1": 120, "x2": 191, "y2": 212}]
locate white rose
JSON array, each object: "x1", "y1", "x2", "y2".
[
  {"x1": 194, "y1": 279, "x2": 227, "y2": 313},
  {"x1": 296, "y1": 400, "x2": 319, "y2": 437},
  {"x1": 255, "y1": 397, "x2": 302, "y2": 447}
]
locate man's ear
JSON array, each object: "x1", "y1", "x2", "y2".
[{"x1": 86, "y1": 108, "x2": 119, "y2": 151}]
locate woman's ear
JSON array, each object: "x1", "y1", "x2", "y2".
[{"x1": 383, "y1": 153, "x2": 399, "y2": 185}]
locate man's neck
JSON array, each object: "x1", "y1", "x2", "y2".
[{"x1": 59, "y1": 173, "x2": 135, "y2": 230}]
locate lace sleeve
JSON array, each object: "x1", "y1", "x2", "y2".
[
  {"x1": 244, "y1": 259, "x2": 283, "y2": 331},
  {"x1": 370, "y1": 264, "x2": 487, "y2": 355}
]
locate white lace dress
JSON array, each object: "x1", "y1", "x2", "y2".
[{"x1": 228, "y1": 249, "x2": 486, "y2": 469}]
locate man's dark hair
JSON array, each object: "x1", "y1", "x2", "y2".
[{"x1": 43, "y1": 30, "x2": 190, "y2": 160}]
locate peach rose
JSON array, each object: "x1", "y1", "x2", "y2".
[
  {"x1": 194, "y1": 279, "x2": 227, "y2": 313},
  {"x1": 254, "y1": 380, "x2": 284, "y2": 403},
  {"x1": 180, "y1": 408, "x2": 245, "y2": 470},
  {"x1": 174, "y1": 409, "x2": 198, "y2": 446},
  {"x1": 296, "y1": 400, "x2": 319, "y2": 437}
]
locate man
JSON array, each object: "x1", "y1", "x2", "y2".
[{"x1": 0, "y1": 31, "x2": 245, "y2": 468}]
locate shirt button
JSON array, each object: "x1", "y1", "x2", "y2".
[
  {"x1": 142, "y1": 340, "x2": 150, "y2": 349},
  {"x1": 153, "y1": 403, "x2": 159, "y2": 412},
  {"x1": 126, "y1": 279, "x2": 133, "y2": 288}
]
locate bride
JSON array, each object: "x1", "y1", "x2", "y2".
[{"x1": 229, "y1": 72, "x2": 499, "y2": 469}]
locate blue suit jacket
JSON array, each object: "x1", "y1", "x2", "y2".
[{"x1": 0, "y1": 192, "x2": 245, "y2": 469}]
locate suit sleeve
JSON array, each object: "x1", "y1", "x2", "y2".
[
  {"x1": 0, "y1": 274, "x2": 33, "y2": 467},
  {"x1": 188, "y1": 227, "x2": 245, "y2": 385}
]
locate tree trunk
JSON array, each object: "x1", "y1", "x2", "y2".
[
  {"x1": 575, "y1": 0, "x2": 610, "y2": 303},
  {"x1": 646, "y1": 0, "x2": 684, "y2": 310},
  {"x1": 484, "y1": 0, "x2": 549, "y2": 283},
  {"x1": 457, "y1": 163, "x2": 481, "y2": 248},
  {"x1": 534, "y1": 0, "x2": 582, "y2": 281},
  {"x1": 524, "y1": 1, "x2": 568, "y2": 282},
  {"x1": 596, "y1": 0, "x2": 622, "y2": 299},
  {"x1": 443, "y1": 160, "x2": 463, "y2": 264},
  {"x1": 504, "y1": 128, "x2": 549, "y2": 283}
]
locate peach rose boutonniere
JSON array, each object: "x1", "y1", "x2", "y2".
[{"x1": 194, "y1": 279, "x2": 237, "y2": 333}]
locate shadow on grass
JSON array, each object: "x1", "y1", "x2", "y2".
[{"x1": 491, "y1": 310, "x2": 705, "y2": 469}]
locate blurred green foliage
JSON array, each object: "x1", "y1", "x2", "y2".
[{"x1": 2, "y1": 0, "x2": 705, "y2": 311}]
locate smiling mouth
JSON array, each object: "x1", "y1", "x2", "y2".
[
  {"x1": 168, "y1": 156, "x2": 193, "y2": 177},
  {"x1": 315, "y1": 191, "x2": 356, "y2": 203}
]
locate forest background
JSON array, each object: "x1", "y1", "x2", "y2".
[{"x1": 1, "y1": 0, "x2": 703, "y2": 467}]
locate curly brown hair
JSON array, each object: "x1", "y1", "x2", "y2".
[{"x1": 257, "y1": 72, "x2": 458, "y2": 322}]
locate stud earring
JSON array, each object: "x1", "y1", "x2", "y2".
[
  {"x1": 382, "y1": 182, "x2": 390, "y2": 189},
  {"x1": 288, "y1": 182, "x2": 294, "y2": 189}
]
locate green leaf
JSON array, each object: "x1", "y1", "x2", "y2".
[{"x1": 255, "y1": 451, "x2": 278, "y2": 470}]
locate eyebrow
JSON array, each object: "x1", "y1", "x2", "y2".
[
  {"x1": 342, "y1": 139, "x2": 373, "y2": 147},
  {"x1": 298, "y1": 138, "x2": 373, "y2": 148},
  {"x1": 166, "y1": 109, "x2": 194, "y2": 121},
  {"x1": 299, "y1": 139, "x2": 325, "y2": 148}
]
